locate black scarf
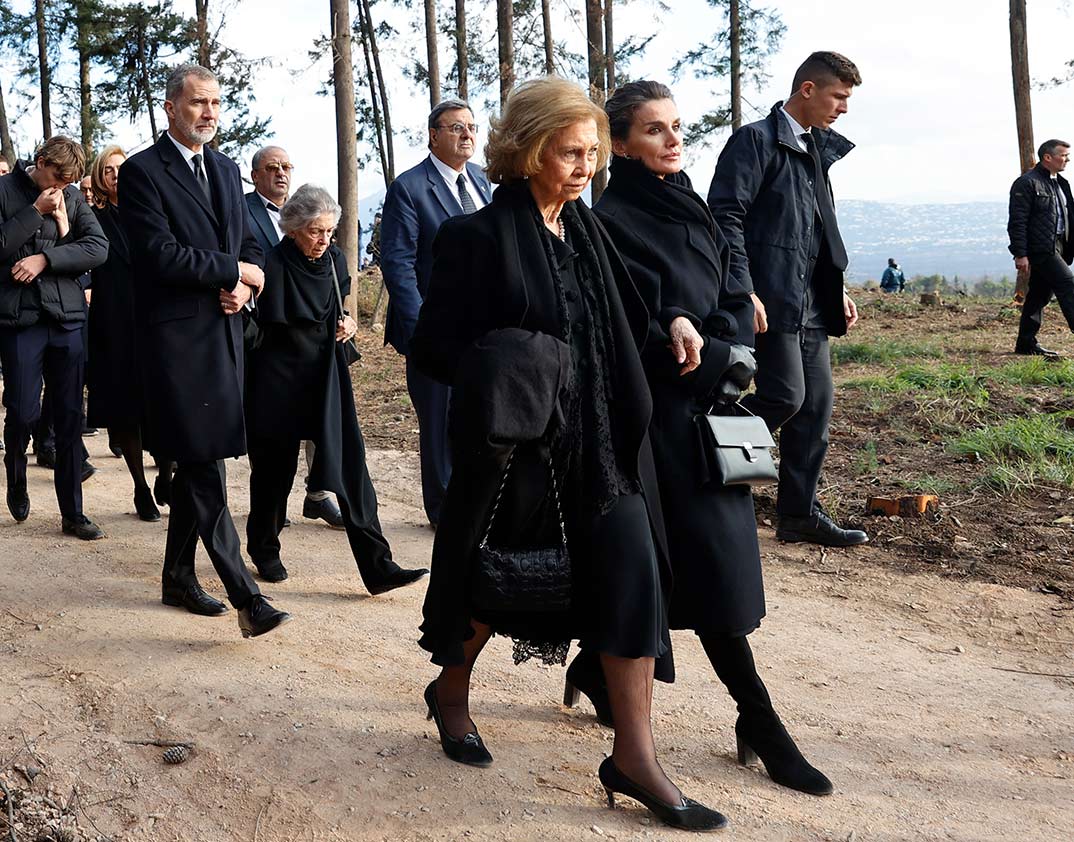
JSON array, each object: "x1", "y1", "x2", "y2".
[
  {"x1": 606, "y1": 155, "x2": 718, "y2": 237},
  {"x1": 258, "y1": 237, "x2": 338, "y2": 326},
  {"x1": 532, "y1": 195, "x2": 640, "y2": 516}
]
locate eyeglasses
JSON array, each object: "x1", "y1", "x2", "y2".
[
  {"x1": 434, "y1": 122, "x2": 479, "y2": 136},
  {"x1": 258, "y1": 162, "x2": 294, "y2": 174}
]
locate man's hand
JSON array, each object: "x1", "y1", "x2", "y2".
[
  {"x1": 33, "y1": 187, "x2": 62, "y2": 216},
  {"x1": 219, "y1": 281, "x2": 252, "y2": 315},
  {"x1": 336, "y1": 315, "x2": 358, "y2": 342},
  {"x1": 668, "y1": 315, "x2": 704, "y2": 375},
  {"x1": 843, "y1": 290, "x2": 859, "y2": 330},
  {"x1": 52, "y1": 189, "x2": 69, "y2": 239},
  {"x1": 238, "y1": 262, "x2": 265, "y2": 295},
  {"x1": 750, "y1": 293, "x2": 768, "y2": 334},
  {"x1": 11, "y1": 254, "x2": 47, "y2": 284},
  {"x1": 1015, "y1": 256, "x2": 1030, "y2": 282}
]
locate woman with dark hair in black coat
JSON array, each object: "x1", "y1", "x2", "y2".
[{"x1": 586, "y1": 81, "x2": 833, "y2": 797}]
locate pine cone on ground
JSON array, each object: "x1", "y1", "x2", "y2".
[{"x1": 162, "y1": 745, "x2": 190, "y2": 765}]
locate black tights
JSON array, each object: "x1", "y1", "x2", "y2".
[
  {"x1": 698, "y1": 633, "x2": 774, "y2": 721},
  {"x1": 108, "y1": 425, "x2": 166, "y2": 495}
]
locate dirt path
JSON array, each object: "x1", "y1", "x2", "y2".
[{"x1": 1, "y1": 433, "x2": 1072, "y2": 842}]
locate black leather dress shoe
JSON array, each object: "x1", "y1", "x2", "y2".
[
  {"x1": 134, "y1": 486, "x2": 161, "y2": 522},
  {"x1": 254, "y1": 558, "x2": 289, "y2": 583},
  {"x1": 7, "y1": 482, "x2": 29, "y2": 522},
  {"x1": 424, "y1": 680, "x2": 493, "y2": 767},
  {"x1": 162, "y1": 583, "x2": 228, "y2": 616},
  {"x1": 61, "y1": 514, "x2": 104, "y2": 540},
  {"x1": 81, "y1": 460, "x2": 97, "y2": 482},
  {"x1": 237, "y1": 595, "x2": 292, "y2": 638},
  {"x1": 302, "y1": 496, "x2": 345, "y2": 528},
  {"x1": 366, "y1": 566, "x2": 429, "y2": 596},
  {"x1": 36, "y1": 448, "x2": 56, "y2": 469},
  {"x1": 82, "y1": 426, "x2": 99, "y2": 437},
  {"x1": 1015, "y1": 343, "x2": 1061, "y2": 358},
  {"x1": 776, "y1": 510, "x2": 868, "y2": 547}
]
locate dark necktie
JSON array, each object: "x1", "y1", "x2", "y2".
[
  {"x1": 803, "y1": 132, "x2": 848, "y2": 267},
  {"x1": 456, "y1": 173, "x2": 477, "y2": 214},
  {"x1": 191, "y1": 153, "x2": 212, "y2": 204}
]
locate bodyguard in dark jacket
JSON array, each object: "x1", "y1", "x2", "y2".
[
  {"x1": 593, "y1": 81, "x2": 832, "y2": 797},
  {"x1": 709, "y1": 51, "x2": 868, "y2": 548},
  {"x1": 0, "y1": 137, "x2": 107, "y2": 538},
  {"x1": 120, "y1": 64, "x2": 291, "y2": 639},
  {"x1": 1007, "y1": 140, "x2": 1074, "y2": 356}
]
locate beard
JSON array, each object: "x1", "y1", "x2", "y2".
[{"x1": 173, "y1": 111, "x2": 217, "y2": 145}]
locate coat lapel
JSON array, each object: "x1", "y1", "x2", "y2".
[
  {"x1": 246, "y1": 191, "x2": 278, "y2": 247},
  {"x1": 466, "y1": 162, "x2": 493, "y2": 204},
  {"x1": 203, "y1": 147, "x2": 231, "y2": 232},
  {"x1": 156, "y1": 133, "x2": 218, "y2": 225},
  {"x1": 423, "y1": 157, "x2": 464, "y2": 217}
]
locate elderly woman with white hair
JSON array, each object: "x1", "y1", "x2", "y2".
[{"x1": 244, "y1": 183, "x2": 427, "y2": 595}]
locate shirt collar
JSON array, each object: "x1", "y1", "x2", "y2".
[
  {"x1": 256, "y1": 189, "x2": 282, "y2": 212},
  {"x1": 429, "y1": 152, "x2": 466, "y2": 183},
  {"x1": 166, "y1": 130, "x2": 202, "y2": 166},
  {"x1": 779, "y1": 105, "x2": 810, "y2": 141}
]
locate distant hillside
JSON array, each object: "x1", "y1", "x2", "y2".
[{"x1": 840, "y1": 200, "x2": 1013, "y2": 285}]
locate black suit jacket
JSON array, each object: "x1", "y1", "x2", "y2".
[
  {"x1": 119, "y1": 132, "x2": 263, "y2": 462},
  {"x1": 245, "y1": 190, "x2": 280, "y2": 255}
]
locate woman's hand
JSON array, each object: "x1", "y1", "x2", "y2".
[
  {"x1": 336, "y1": 315, "x2": 357, "y2": 342},
  {"x1": 843, "y1": 290, "x2": 859, "y2": 329},
  {"x1": 668, "y1": 315, "x2": 703, "y2": 375},
  {"x1": 750, "y1": 293, "x2": 767, "y2": 334},
  {"x1": 53, "y1": 189, "x2": 69, "y2": 239}
]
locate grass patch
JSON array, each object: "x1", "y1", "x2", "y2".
[
  {"x1": 845, "y1": 364, "x2": 990, "y2": 405},
  {"x1": 853, "y1": 440, "x2": 879, "y2": 476},
  {"x1": 992, "y1": 357, "x2": 1074, "y2": 388},
  {"x1": 830, "y1": 339, "x2": 943, "y2": 365},
  {"x1": 895, "y1": 474, "x2": 960, "y2": 496},
  {"x1": 952, "y1": 414, "x2": 1074, "y2": 492}
]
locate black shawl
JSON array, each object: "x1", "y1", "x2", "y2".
[{"x1": 257, "y1": 236, "x2": 338, "y2": 326}]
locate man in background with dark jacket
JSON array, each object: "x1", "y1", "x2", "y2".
[
  {"x1": 1008, "y1": 139, "x2": 1074, "y2": 357},
  {"x1": 709, "y1": 51, "x2": 868, "y2": 548},
  {"x1": 0, "y1": 136, "x2": 107, "y2": 538}
]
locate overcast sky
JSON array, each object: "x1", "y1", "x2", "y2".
[{"x1": 6, "y1": 0, "x2": 1074, "y2": 205}]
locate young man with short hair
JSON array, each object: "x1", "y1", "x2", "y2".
[{"x1": 709, "y1": 51, "x2": 868, "y2": 547}]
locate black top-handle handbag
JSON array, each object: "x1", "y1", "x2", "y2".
[
  {"x1": 329, "y1": 257, "x2": 362, "y2": 366},
  {"x1": 471, "y1": 450, "x2": 573, "y2": 614},
  {"x1": 696, "y1": 402, "x2": 778, "y2": 487}
]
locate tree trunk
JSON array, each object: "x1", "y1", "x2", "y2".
[
  {"x1": 424, "y1": 0, "x2": 441, "y2": 107},
  {"x1": 454, "y1": 0, "x2": 467, "y2": 99},
  {"x1": 77, "y1": 12, "x2": 94, "y2": 156},
  {"x1": 361, "y1": 0, "x2": 395, "y2": 182},
  {"x1": 137, "y1": 24, "x2": 158, "y2": 141},
  {"x1": 356, "y1": 0, "x2": 389, "y2": 186},
  {"x1": 603, "y1": 0, "x2": 614, "y2": 92},
  {"x1": 1009, "y1": 0, "x2": 1034, "y2": 173},
  {"x1": 496, "y1": 0, "x2": 514, "y2": 108},
  {"x1": 729, "y1": 0, "x2": 742, "y2": 130},
  {"x1": 541, "y1": 0, "x2": 553, "y2": 75},
  {"x1": 194, "y1": 0, "x2": 211, "y2": 68},
  {"x1": 331, "y1": 0, "x2": 360, "y2": 288},
  {"x1": 0, "y1": 82, "x2": 15, "y2": 167},
  {"x1": 585, "y1": 0, "x2": 606, "y2": 199},
  {"x1": 35, "y1": 0, "x2": 51, "y2": 139}
]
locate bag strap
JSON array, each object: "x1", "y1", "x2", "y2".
[
  {"x1": 479, "y1": 450, "x2": 568, "y2": 551},
  {"x1": 704, "y1": 399, "x2": 758, "y2": 418},
  {"x1": 328, "y1": 256, "x2": 345, "y2": 321}
]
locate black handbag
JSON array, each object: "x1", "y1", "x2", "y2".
[
  {"x1": 471, "y1": 450, "x2": 573, "y2": 614},
  {"x1": 696, "y1": 403, "x2": 778, "y2": 487},
  {"x1": 329, "y1": 257, "x2": 362, "y2": 366}
]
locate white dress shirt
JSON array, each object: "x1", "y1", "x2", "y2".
[
  {"x1": 166, "y1": 130, "x2": 205, "y2": 176},
  {"x1": 779, "y1": 106, "x2": 810, "y2": 152},
  {"x1": 255, "y1": 190, "x2": 284, "y2": 241},
  {"x1": 428, "y1": 153, "x2": 487, "y2": 211}
]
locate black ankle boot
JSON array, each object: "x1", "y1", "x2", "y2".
[
  {"x1": 701, "y1": 633, "x2": 833, "y2": 796},
  {"x1": 563, "y1": 649, "x2": 613, "y2": 727}
]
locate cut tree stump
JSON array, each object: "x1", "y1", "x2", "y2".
[{"x1": 866, "y1": 495, "x2": 939, "y2": 517}]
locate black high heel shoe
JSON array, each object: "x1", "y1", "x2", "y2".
[
  {"x1": 563, "y1": 651, "x2": 614, "y2": 727},
  {"x1": 735, "y1": 719, "x2": 833, "y2": 796},
  {"x1": 424, "y1": 681, "x2": 493, "y2": 768},
  {"x1": 598, "y1": 757, "x2": 727, "y2": 832},
  {"x1": 134, "y1": 486, "x2": 161, "y2": 522}
]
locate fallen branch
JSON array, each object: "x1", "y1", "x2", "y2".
[
  {"x1": 3, "y1": 608, "x2": 34, "y2": 625},
  {"x1": 0, "y1": 779, "x2": 16, "y2": 842},
  {"x1": 992, "y1": 666, "x2": 1074, "y2": 680},
  {"x1": 122, "y1": 739, "x2": 195, "y2": 749},
  {"x1": 254, "y1": 803, "x2": 266, "y2": 842}
]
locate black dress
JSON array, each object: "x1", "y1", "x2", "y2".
[
  {"x1": 595, "y1": 156, "x2": 765, "y2": 637},
  {"x1": 410, "y1": 181, "x2": 673, "y2": 676},
  {"x1": 86, "y1": 203, "x2": 143, "y2": 430},
  {"x1": 244, "y1": 239, "x2": 398, "y2": 584}
]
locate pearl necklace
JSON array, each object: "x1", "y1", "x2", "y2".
[{"x1": 556, "y1": 217, "x2": 565, "y2": 241}]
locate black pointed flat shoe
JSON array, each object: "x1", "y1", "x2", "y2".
[
  {"x1": 424, "y1": 680, "x2": 492, "y2": 767},
  {"x1": 598, "y1": 757, "x2": 727, "y2": 832}
]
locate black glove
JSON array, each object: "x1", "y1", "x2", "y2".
[{"x1": 712, "y1": 344, "x2": 757, "y2": 404}]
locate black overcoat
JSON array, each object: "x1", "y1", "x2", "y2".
[
  {"x1": 410, "y1": 180, "x2": 672, "y2": 670},
  {"x1": 595, "y1": 162, "x2": 766, "y2": 636},
  {"x1": 86, "y1": 204, "x2": 143, "y2": 429},
  {"x1": 118, "y1": 134, "x2": 263, "y2": 462}
]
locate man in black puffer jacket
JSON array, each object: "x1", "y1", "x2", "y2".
[
  {"x1": 0, "y1": 136, "x2": 108, "y2": 538},
  {"x1": 1007, "y1": 139, "x2": 1074, "y2": 356}
]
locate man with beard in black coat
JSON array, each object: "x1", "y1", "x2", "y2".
[
  {"x1": 120, "y1": 64, "x2": 291, "y2": 638},
  {"x1": 709, "y1": 51, "x2": 869, "y2": 548}
]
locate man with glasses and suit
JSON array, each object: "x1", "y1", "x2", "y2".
[
  {"x1": 380, "y1": 99, "x2": 492, "y2": 528},
  {"x1": 245, "y1": 144, "x2": 345, "y2": 530}
]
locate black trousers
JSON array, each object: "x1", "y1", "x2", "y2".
[
  {"x1": 246, "y1": 438, "x2": 398, "y2": 586},
  {"x1": 1016, "y1": 248, "x2": 1074, "y2": 349},
  {"x1": 406, "y1": 356, "x2": 451, "y2": 525},
  {"x1": 0, "y1": 321, "x2": 85, "y2": 518},
  {"x1": 162, "y1": 459, "x2": 259, "y2": 609},
  {"x1": 742, "y1": 328, "x2": 833, "y2": 517}
]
